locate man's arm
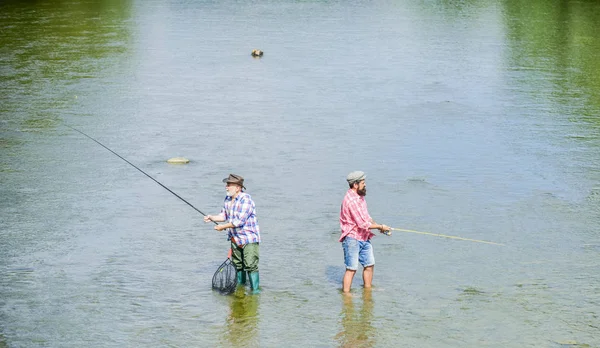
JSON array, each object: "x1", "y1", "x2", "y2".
[
  {"x1": 204, "y1": 213, "x2": 225, "y2": 223},
  {"x1": 347, "y1": 199, "x2": 374, "y2": 230},
  {"x1": 215, "y1": 220, "x2": 234, "y2": 231},
  {"x1": 368, "y1": 222, "x2": 390, "y2": 232}
]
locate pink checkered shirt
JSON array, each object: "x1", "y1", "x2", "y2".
[{"x1": 339, "y1": 189, "x2": 374, "y2": 242}]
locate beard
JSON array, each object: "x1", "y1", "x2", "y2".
[{"x1": 357, "y1": 187, "x2": 367, "y2": 196}]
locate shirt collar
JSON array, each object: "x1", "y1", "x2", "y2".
[
  {"x1": 347, "y1": 189, "x2": 363, "y2": 199},
  {"x1": 225, "y1": 192, "x2": 244, "y2": 202}
]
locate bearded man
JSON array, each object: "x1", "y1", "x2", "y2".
[
  {"x1": 205, "y1": 174, "x2": 261, "y2": 294},
  {"x1": 339, "y1": 171, "x2": 390, "y2": 293}
]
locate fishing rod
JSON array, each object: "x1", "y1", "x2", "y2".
[
  {"x1": 388, "y1": 227, "x2": 504, "y2": 246},
  {"x1": 67, "y1": 125, "x2": 216, "y2": 224}
]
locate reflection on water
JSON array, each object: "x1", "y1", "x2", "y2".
[
  {"x1": 1, "y1": 0, "x2": 600, "y2": 346},
  {"x1": 335, "y1": 289, "x2": 375, "y2": 348},
  {"x1": 0, "y1": 0, "x2": 132, "y2": 135},
  {"x1": 221, "y1": 288, "x2": 260, "y2": 348}
]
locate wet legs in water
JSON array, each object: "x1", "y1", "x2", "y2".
[{"x1": 342, "y1": 266, "x2": 373, "y2": 292}]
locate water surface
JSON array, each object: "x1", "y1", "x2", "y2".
[{"x1": 1, "y1": 0, "x2": 599, "y2": 347}]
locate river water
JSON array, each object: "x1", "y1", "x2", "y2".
[{"x1": 1, "y1": 0, "x2": 599, "y2": 347}]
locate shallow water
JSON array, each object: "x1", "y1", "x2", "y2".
[{"x1": 1, "y1": 0, "x2": 599, "y2": 347}]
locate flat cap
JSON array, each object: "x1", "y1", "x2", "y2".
[{"x1": 346, "y1": 171, "x2": 366, "y2": 184}]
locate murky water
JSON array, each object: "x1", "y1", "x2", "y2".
[{"x1": 1, "y1": 0, "x2": 599, "y2": 347}]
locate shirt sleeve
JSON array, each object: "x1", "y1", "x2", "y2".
[
  {"x1": 230, "y1": 195, "x2": 254, "y2": 227},
  {"x1": 220, "y1": 202, "x2": 227, "y2": 219},
  {"x1": 347, "y1": 198, "x2": 372, "y2": 230}
]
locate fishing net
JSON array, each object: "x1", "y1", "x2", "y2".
[{"x1": 212, "y1": 257, "x2": 237, "y2": 295}]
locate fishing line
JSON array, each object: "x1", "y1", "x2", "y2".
[
  {"x1": 389, "y1": 227, "x2": 504, "y2": 246},
  {"x1": 67, "y1": 125, "x2": 215, "y2": 223}
]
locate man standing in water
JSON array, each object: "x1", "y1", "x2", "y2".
[
  {"x1": 205, "y1": 174, "x2": 261, "y2": 294},
  {"x1": 339, "y1": 171, "x2": 391, "y2": 293}
]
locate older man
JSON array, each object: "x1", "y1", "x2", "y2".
[
  {"x1": 339, "y1": 171, "x2": 390, "y2": 293},
  {"x1": 205, "y1": 174, "x2": 261, "y2": 293}
]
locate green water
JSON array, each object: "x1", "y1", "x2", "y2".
[{"x1": 1, "y1": 0, "x2": 599, "y2": 347}]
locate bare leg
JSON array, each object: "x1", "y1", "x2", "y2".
[
  {"x1": 362, "y1": 265, "x2": 374, "y2": 288},
  {"x1": 342, "y1": 269, "x2": 356, "y2": 293}
]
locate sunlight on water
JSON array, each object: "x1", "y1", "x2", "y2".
[{"x1": 1, "y1": 0, "x2": 599, "y2": 347}]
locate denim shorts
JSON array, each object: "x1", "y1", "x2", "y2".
[{"x1": 342, "y1": 237, "x2": 375, "y2": 270}]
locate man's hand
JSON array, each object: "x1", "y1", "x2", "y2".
[
  {"x1": 203, "y1": 215, "x2": 212, "y2": 223},
  {"x1": 379, "y1": 224, "x2": 391, "y2": 236},
  {"x1": 379, "y1": 224, "x2": 390, "y2": 232},
  {"x1": 214, "y1": 224, "x2": 228, "y2": 231}
]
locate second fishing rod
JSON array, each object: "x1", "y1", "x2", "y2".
[{"x1": 67, "y1": 125, "x2": 217, "y2": 225}]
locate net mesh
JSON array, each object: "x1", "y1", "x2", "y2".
[{"x1": 212, "y1": 258, "x2": 237, "y2": 295}]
